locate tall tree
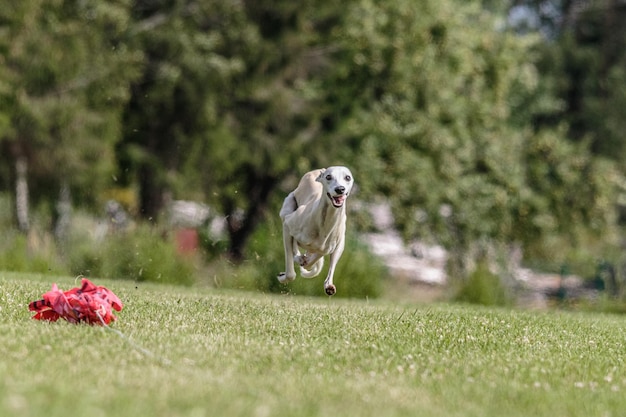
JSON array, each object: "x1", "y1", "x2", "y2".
[
  {"x1": 338, "y1": 0, "x2": 619, "y2": 271},
  {"x1": 339, "y1": 0, "x2": 536, "y2": 267},
  {"x1": 0, "y1": 0, "x2": 140, "y2": 233},
  {"x1": 120, "y1": 0, "x2": 266, "y2": 222},
  {"x1": 508, "y1": 0, "x2": 626, "y2": 161},
  {"x1": 505, "y1": 0, "x2": 626, "y2": 233}
]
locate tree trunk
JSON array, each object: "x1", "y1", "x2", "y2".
[
  {"x1": 226, "y1": 172, "x2": 278, "y2": 261},
  {"x1": 138, "y1": 163, "x2": 164, "y2": 222},
  {"x1": 54, "y1": 181, "x2": 72, "y2": 243},
  {"x1": 15, "y1": 157, "x2": 30, "y2": 233}
]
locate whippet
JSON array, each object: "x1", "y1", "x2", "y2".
[{"x1": 277, "y1": 166, "x2": 354, "y2": 296}]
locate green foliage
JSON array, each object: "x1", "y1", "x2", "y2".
[
  {"x1": 505, "y1": 0, "x2": 626, "y2": 259},
  {"x1": 531, "y1": 2, "x2": 626, "y2": 162},
  {"x1": 338, "y1": 0, "x2": 623, "y2": 277},
  {"x1": 67, "y1": 225, "x2": 195, "y2": 286},
  {"x1": 340, "y1": 0, "x2": 539, "y2": 261},
  {"x1": 119, "y1": 0, "x2": 251, "y2": 218},
  {"x1": 0, "y1": 230, "x2": 64, "y2": 275},
  {"x1": 521, "y1": 129, "x2": 620, "y2": 260},
  {"x1": 0, "y1": 196, "x2": 63, "y2": 273},
  {"x1": 3, "y1": 273, "x2": 626, "y2": 417},
  {"x1": 0, "y1": 194, "x2": 194, "y2": 285},
  {"x1": 0, "y1": 0, "x2": 141, "y2": 208},
  {"x1": 454, "y1": 261, "x2": 512, "y2": 306}
]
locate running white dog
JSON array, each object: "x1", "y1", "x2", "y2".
[{"x1": 277, "y1": 166, "x2": 354, "y2": 295}]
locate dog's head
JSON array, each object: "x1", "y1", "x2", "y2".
[{"x1": 316, "y1": 166, "x2": 354, "y2": 208}]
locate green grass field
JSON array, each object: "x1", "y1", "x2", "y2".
[{"x1": 1, "y1": 271, "x2": 625, "y2": 417}]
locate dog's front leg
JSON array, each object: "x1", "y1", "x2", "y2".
[
  {"x1": 323, "y1": 237, "x2": 345, "y2": 296},
  {"x1": 278, "y1": 224, "x2": 296, "y2": 283}
]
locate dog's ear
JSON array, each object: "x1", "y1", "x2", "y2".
[{"x1": 316, "y1": 168, "x2": 327, "y2": 183}]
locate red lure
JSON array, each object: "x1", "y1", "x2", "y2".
[{"x1": 29, "y1": 278, "x2": 123, "y2": 325}]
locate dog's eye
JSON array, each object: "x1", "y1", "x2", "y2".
[
  {"x1": 345, "y1": 175, "x2": 352, "y2": 182},
  {"x1": 326, "y1": 174, "x2": 332, "y2": 181}
]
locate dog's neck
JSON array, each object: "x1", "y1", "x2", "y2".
[{"x1": 316, "y1": 193, "x2": 346, "y2": 230}]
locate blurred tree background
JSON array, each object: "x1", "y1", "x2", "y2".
[{"x1": 1, "y1": 0, "x2": 626, "y2": 302}]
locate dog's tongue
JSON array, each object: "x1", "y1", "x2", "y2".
[{"x1": 333, "y1": 195, "x2": 345, "y2": 206}]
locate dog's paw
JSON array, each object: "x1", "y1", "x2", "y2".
[
  {"x1": 277, "y1": 272, "x2": 295, "y2": 283},
  {"x1": 324, "y1": 285, "x2": 336, "y2": 296}
]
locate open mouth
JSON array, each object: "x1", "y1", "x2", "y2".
[{"x1": 327, "y1": 193, "x2": 346, "y2": 208}]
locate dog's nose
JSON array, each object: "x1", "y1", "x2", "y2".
[{"x1": 335, "y1": 186, "x2": 345, "y2": 195}]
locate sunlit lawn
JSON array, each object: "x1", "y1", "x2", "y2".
[{"x1": 1, "y1": 271, "x2": 625, "y2": 417}]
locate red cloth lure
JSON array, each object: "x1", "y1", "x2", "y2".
[{"x1": 29, "y1": 278, "x2": 123, "y2": 325}]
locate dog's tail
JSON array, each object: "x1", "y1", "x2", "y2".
[{"x1": 300, "y1": 257, "x2": 324, "y2": 278}]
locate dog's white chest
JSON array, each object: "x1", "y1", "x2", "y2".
[{"x1": 289, "y1": 211, "x2": 345, "y2": 255}]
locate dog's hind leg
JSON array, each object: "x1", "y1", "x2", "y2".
[
  {"x1": 299, "y1": 256, "x2": 324, "y2": 278},
  {"x1": 295, "y1": 251, "x2": 322, "y2": 268},
  {"x1": 279, "y1": 192, "x2": 298, "y2": 219},
  {"x1": 323, "y1": 237, "x2": 345, "y2": 296}
]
